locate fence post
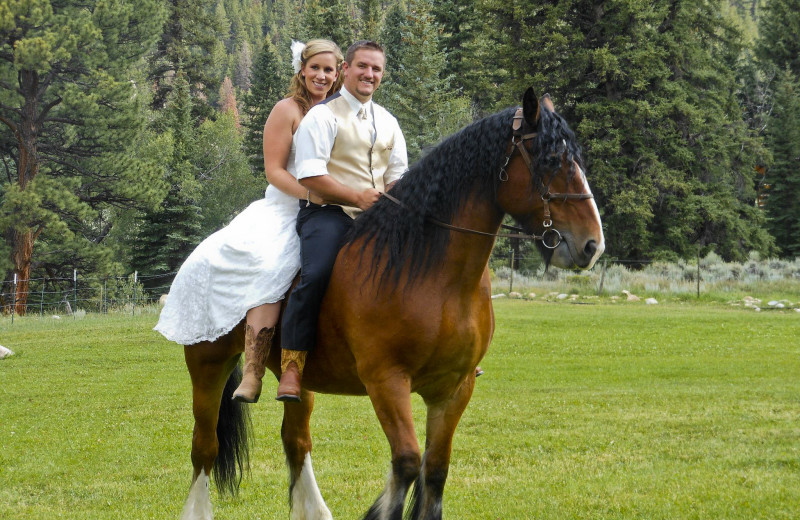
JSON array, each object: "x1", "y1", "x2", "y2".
[
  {"x1": 11, "y1": 273, "x2": 17, "y2": 324},
  {"x1": 509, "y1": 248, "x2": 515, "y2": 293},
  {"x1": 103, "y1": 277, "x2": 107, "y2": 314},
  {"x1": 696, "y1": 248, "x2": 701, "y2": 298},
  {"x1": 597, "y1": 258, "x2": 607, "y2": 296},
  {"x1": 132, "y1": 271, "x2": 137, "y2": 316},
  {"x1": 73, "y1": 269, "x2": 78, "y2": 319},
  {"x1": 40, "y1": 280, "x2": 45, "y2": 316}
]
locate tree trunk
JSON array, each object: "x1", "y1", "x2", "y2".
[
  {"x1": 18, "y1": 69, "x2": 40, "y2": 189},
  {"x1": 12, "y1": 229, "x2": 34, "y2": 316},
  {"x1": 10, "y1": 69, "x2": 42, "y2": 315}
]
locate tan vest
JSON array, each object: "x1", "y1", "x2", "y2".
[{"x1": 324, "y1": 95, "x2": 395, "y2": 218}]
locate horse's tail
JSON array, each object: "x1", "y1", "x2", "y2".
[{"x1": 213, "y1": 363, "x2": 251, "y2": 495}]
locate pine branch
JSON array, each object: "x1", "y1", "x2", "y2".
[
  {"x1": 1, "y1": 154, "x2": 14, "y2": 184},
  {"x1": 0, "y1": 114, "x2": 18, "y2": 134},
  {"x1": 0, "y1": 77, "x2": 21, "y2": 95},
  {"x1": 36, "y1": 96, "x2": 63, "y2": 127}
]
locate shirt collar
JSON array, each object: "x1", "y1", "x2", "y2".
[{"x1": 340, "y1": 87, "x2": 372, "y2": 115}]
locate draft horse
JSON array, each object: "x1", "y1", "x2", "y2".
[{"x1": 180, "y1": 88, "x2": 605, "y2": 520}]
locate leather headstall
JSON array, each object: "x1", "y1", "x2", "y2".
[
  {"x1": 379, "y1": 106, "x2": 595, "y2": 248},
  {"x1": 505, "y1": 107, "x2": 593, "y2": 232}
]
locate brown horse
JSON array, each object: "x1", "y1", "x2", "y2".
[{"x1": 180, "y1": 88, "x2": 604, "y2": 520}]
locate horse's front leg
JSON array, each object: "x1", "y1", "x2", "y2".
[
  {"x1": 282, "y1": 388, "x2": 332, "y2": 520},
  {"x1": 363, "y1": 375, "x2": 421, "y2": 520},
  {"x1": 409, "y1": 374, "x2": 476, "y2": 520}
]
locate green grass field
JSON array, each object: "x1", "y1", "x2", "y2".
[{"x1": 1, "y1": 300, "x2": 798, "y2": 519}]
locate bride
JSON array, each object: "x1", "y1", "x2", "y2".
[{"x1": 155, "y1": 39, "x2": 344, "y2": 403}]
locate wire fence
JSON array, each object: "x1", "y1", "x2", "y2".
[
  {"x1": 0, "y1": 270, "x2": 176, "y2": 322},
  {"x1": 488, "y1": 250, "x2": 800, "y2": 305},
  {"x1": 2, "y1": 253, "x2": 800, "y2": 323}
]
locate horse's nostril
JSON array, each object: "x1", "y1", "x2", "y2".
[{"x1": 584, "y1": 240, "x2": 597, "y2": 257}]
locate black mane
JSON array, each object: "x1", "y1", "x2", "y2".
[
  {"x1": 532, "y1": 104, "x2": 585, "y2": 176},
  {"x1": 346, "y1": 104, "x2": 583, "y2": 287}
]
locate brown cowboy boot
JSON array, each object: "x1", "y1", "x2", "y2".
[
  {"x1": 232, "y1": 325, "x2": 275, "y2": 403},
  {"x1": 276, "y1": 349, "x2": 307, "y2": 403}
]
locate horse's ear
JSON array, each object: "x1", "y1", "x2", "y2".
[
  {"x1": 540, "y1": 93, "x2": 555, "y2": 112},
  {"x1": 523, "y1": 87, "x2": 540, "y2": 126}
]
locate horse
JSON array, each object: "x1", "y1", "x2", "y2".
[{"x1": 180, "y1": 87, "x2": 605, "y2": 520}]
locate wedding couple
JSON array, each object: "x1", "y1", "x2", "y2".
[{"x1": 157, "y1": 39, "x2": 479, "y2": 403}]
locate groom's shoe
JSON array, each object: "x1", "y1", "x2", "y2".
[{"x1": 276, "y1": 349, "x2": 306, "y2": 403}]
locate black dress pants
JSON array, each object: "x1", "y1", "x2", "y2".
[{"x1": 281, "y1": 202, "x2": 353, "y2": 351}]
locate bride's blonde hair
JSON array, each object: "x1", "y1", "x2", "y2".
[{"x1": 287, "y1": 39, "x2": 344, "y2": 115}]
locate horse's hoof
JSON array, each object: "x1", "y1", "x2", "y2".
[
  {"x1": 475, "y1": 366, "x2": 484, "y2": 377},
  {"x1": 276, "y1": 394, "x2": 302, "y2": 403}
]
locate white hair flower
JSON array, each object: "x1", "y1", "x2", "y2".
[{"x1": 291, "y1": 40, "x2": 306, "y2": 74}]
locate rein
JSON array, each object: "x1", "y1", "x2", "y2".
[
  {"x1": 380, "y1": 191, "x2": 544, "y2": 241},
  {"x1": 380, "y1": 107, "x2": 593, "y2": 249}
]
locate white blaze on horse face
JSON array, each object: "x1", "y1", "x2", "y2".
[
  {"x1": 290, "y1": 453, "x2": 333, "y2": 520},
  {"x1": 575, "y1": 163, "x2": 605, "y2": 265},
  {"x1": 180, "y1": 469, "x2": 213, "y2": 520}
]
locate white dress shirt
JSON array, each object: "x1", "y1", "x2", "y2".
[{"x1": 294, "y1": 87, "x2": 408, "y2": 185}]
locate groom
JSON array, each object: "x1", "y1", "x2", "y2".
[{"x1": 276, "y1": 40, "x2": 408, "y2": 402}]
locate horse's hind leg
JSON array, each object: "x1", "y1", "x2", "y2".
[
  {"x1": 408, "y1": 376, "x2": 476, "y2": 520},
  {"x1": 282, "y1": 388, "x2": 332, "y2": 520},
  {"x1": 181, "y1": 338, "x2": 242, "y2": 520}
]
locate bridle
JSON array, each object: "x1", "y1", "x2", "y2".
[
  {"x1": 504, "y1": 107, "x2": 595, "y2": 247},
  {"x1": 381, "y1": 107, "x2": 594, "y2": 249}
]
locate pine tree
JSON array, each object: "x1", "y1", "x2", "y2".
[
  {"x1": 430, "y1": 0, "x2": 478, "y2": 95},
  {"x1": 215, "y1": 0, "x2": 233, "y2": 50},
  {"x1": 764, "y1": 70, "x2": 800, "y2": 257},
  {"x1": 737, "y1": 49, "x2": 774, "y2": 141},
  {"x1": 219, "y1": 76, "x2": 240, "y2": 126},
  {"x1": 379, "y1": 1, "x2": 408, "y2": 70},
  {"x1": 325, "y1": 0, "x2": 355, "y2": 47},
  {"x1": 235, "y1": 40, "x2": 254, "y2": 90},
  {"x1": 431, "y1": 0, "x2": 496, "y2": 115},
  {"x1": 376, "y1": 0, "x2": 471, "y2": 162},
  {"x1": 359, "y1": 0, "x2": 383, "y2": 40},
  {"x1": 270, "y1": 0, "x2": 299, "y2": 45},
  {"x1": 241, "y1": 40, "x2": 288, "y2": 175},
  {"x1": 196, "y1": 111, "x2": 264, "y2": 234},
  {"x1": 756, "y1": 0, "x2": 800, "y2": 258},
  {"x1": 452, "y1": 0, "x2": 510, "y2": 115},
  {"x1": 225, "y1": 0, "x2": 244, "y2": 52},
  {"x1": 756, "y1": 0, "x2": 800, "y2": 76},
  {"x1": 148, "y1": 0, "x2": 225, "y2": 118},
  {"x1": 238, "y1": 0, "x2": 266, "y2": 47},
  {"x1": 128, "y1": 72, "x2": 203, "y2": 289},
  {"x1": 480, "y1": 0, "x2": 772, "y2": 261},
  {"x1": 0, "y1": 0, "x2": 166, "y2": 314},
  {"x1": 299, "y1": 0, "x2": 354, "y2": 48}
]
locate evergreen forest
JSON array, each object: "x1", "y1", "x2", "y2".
[{"x1": 2, "y1": 0, "x2": 799, "y2": 314}]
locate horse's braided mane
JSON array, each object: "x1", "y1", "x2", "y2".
[
  {"x1": 533, "y1": 104, "x2": 585, "y2": 176},
  {"x1": 345, "y1": 103, "x2": 583, "y2": 288}
]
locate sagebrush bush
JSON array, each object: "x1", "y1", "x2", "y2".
[{"x1": 491, "y1": 254, "x2": 800, "y2": 303}]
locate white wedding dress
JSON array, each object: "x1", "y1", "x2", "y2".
[{"x1": 155, "y1": 145, "x2": 301, "y2": 345}]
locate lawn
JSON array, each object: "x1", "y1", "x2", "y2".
[{"x1": 0, "y1": 300, "x2": 798, "y2": 519}]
